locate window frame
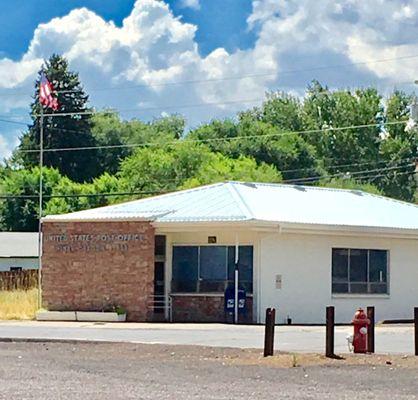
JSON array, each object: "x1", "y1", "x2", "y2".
[
  {"x1": 171, "y1": 244, "x2": 254, "y2": 294},
  {"x1": 331, "y1": 248, "x2": 390, "y2": 296}
]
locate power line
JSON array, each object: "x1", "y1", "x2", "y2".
[
  {"x1": 0, "y1": 98, "x2": 264, "y2": 120},
  {"x1": 2, "y1": 53, "x2": 418, "y2": 98},
  {"x1": 5, "y1": 156, "x2": 416, "y2": 194},
  {"x1": 283, "y1": 163, "x2": 416, "y2": 184},
  {"x1": 7, "y1": 157, "x2": 417, "y2": 193},
  {"x1": 0, "y1": 190, "x2": 164, "y2": 200},
  {"x1": 280, "y1": 156, "x2": 416, "y2": 174},
  {"x1": 298, "y1": 170, "x2": 417, "y2": 187},
  {"x1": 17, "y1": 119, "x2": 408, "y2": 154},
  {"x1": 60, "y1": 51, "x2": 418, "y2": 93},
  {"x1": 34, "y1": 98, "x2": 267, "y2": 118},
  {"x1": 0, "y1": 117, "x2": 29, "y2": 126},
  {"x1": 1, "y1": 165, "x2": 415, "y2": 200}
]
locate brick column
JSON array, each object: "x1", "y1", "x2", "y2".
[{"x1": 41, "y1": 221, "x2": 155, "y2": 321}]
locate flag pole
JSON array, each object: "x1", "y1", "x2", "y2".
[
  {"x1": 234, "y1": 234, "x2": 239, "y2": 324},
  {"x1": 37, "y1": 105, "x2": 44, "y2": 309}
]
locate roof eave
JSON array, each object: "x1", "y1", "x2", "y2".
[
  {"x1": 153, "y1": 219, "x2": 279, "y2": 232},
  {"x1": 278, "y1": 221, "x2": 418, "y2": 239},
  {"x1": 41, "y1": 216, "x2": 154, "y2": 223}
]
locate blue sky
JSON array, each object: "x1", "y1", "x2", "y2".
[
  {"x1": 0, "y1": 0, "x2": 256, "y2": 59},
  {"x1": 0, "y1": 0, "x2": 417, "y2": 160},
  {"x1": 0, "y1": 1, "x2": 134, "y2": 58}
]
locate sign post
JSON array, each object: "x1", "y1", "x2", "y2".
[{"x1": 234, "y1": 236, "x2": 239, "y2": 324}]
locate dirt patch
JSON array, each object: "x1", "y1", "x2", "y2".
[
  {"x1": 227, "y1": 350, "x2": 418, "y2": 369},
  {"x1": 1, "y1": 342, "x2": 418, "y2": 400}
]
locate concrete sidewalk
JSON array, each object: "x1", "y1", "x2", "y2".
[{"x1": 0, "y1": 321, "x2": 414, "y2": 354}]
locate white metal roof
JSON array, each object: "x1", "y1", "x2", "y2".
[
  {"x1": 43, "y1": 182, "x2": 418, "y2": 233},
  {"x1": 0, "y1": 232, "x2": 39, "y2": 258}
]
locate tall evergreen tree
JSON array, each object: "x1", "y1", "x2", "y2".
[{"x1": 16, "y1": 54, "x2": 98, "y2": 182}]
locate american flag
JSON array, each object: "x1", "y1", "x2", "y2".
[{"x1": 39, "y1": 72, "x2": 58, "y2": 111}]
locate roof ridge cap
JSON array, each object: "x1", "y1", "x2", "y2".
[
  {"x1": 227, "y1": 182, "x2": 254, "y2": 220},
  {"x1": 44, "y1": 182, "x2": 227, "y2": 218},
  {"x1": 362, "y1": 191, "x2": 418, "y2": 209},
  {"x1": 249, "y1": 181, "x2": 363, "y2": 193}
]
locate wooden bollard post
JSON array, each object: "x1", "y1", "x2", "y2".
[
  {"x1": 367, "y1": 306, "x2": 375, "y2": 353},
  {"x1": 325, "y1": 306, "x2": 335, "y2": 358},
  {"x1": 264, "y1": 308, "x2": 276, "y2": 357},
  {"x1": 414, "y1": 307, "x2": 418, "y2": 356}
]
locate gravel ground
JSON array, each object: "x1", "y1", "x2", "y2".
[{"x1": 0, "y1": 342, "x2": 417, "y2": 399}]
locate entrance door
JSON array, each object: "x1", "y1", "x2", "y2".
[
  {"x1": 153, "y1": 235, "x2": 166, "y2": 317},
  {"x1": 153, "y1": 261, "x2": 165, "y2": 314}
]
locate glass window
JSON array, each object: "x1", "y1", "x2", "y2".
[
  {"x1": 228, "y1": 246, "x2": 253, "y2": 293},
  {"x1": 200, "y1": 246, "x2": 227, "y2": 280},
  {"x1": 349, "y1": 249, "x2": 368, "y2": 293},
  {"x1": 172, "y1": 245, "x2": 253, "y2": 294},
  {"x1": 199, "y1": 246, "x2": 227, "y2": 292},
  {"x1": 369, "y1": 250, "x2": 388, "y2": 294},
  {"x1": 332, "y1": 248, "x2": 348, "y2": 294},
  {"x1": 331, "y1": 248, "x2": 388, "y2": 294},
  {"x1": 172, "y1": 246, "x2": 198, "y2": 293},
  {"x1": 155, "y1": 235, "x2": 166, "y2": 257}
]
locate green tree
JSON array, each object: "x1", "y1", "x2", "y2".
[
  {"x1": 44, "y1": 172, "x2": 121, "y2": 215},
  {"x1": 188, "y1": 118, "x2": 322, "y2": 181},
  {"x1": 385, "y1": 90, "x2": 414, "y2": 140},
  {"x1": 301, "y1": 81, "x2": 383, "y2": 171},
  {"x1": 91, "y1": 112, "x2": 185, "y2": 175},
  {"x1": 256, "y1": 91, "x2": 303, "y2": 131},
  {"x1": 0, "y1": 167, "x2": 62, "y2": 231},
  {"x1": 181, "y1": 154, "x2": 281, "y2": 189},
  {"x1": 317, "y1": 177, "x2": 382, "y2": 195},
  {"x1": 90, "y1": 111, "x2": 131, "y2": 176},
  {"x1": 16, "y1": 54, "x2": 98, "y2": 182},
  {"x1": 118, "y1": 141, "x2": 282, "y2": 195},
  {"x1": 376, "y1": 137, "x2": 417, "y2": 201},
  {"x1": 151, "y1": 114, "x2": 185, "y2": 139},
  {"x1": 118, "y1": 141, "x2": 213, "y2": 195},
  {"x1": 379, "y1": 91, "x2": 417, "y2": 200}
]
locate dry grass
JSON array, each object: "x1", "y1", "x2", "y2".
[
  {"x1": 0, "y1": 288, "x2": 38, "y2": 320},
  {"x1": 225, "y1": 350, "x2": 418, "y2": 368}
]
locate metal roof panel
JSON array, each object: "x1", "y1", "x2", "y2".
[{"x1": 43, "y1": 182, "x2": 418, "y2": 232}]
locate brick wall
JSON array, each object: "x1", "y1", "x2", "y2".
[
  {"x1": 41, "y1": 221, "x2": 155, "y2": 321},
  {"x1": 171, "y1": 295, "x2": 253, "y2": 323}
]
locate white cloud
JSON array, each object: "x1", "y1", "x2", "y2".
[
  {"x1": 247, "y1": 0, "x2": 418, "y2": 86},
  {"x1": 0, "y1": 132, "x2": 20, "y2": 161},
  {"x1": 1, "y1": 0, "x2": 418, "y2": 160},
  {"x1": 0, "y1": 0, "x2": 278, "y2": 137},
  {"x1": 179, "y1": 0, "x2": 201, "y2": 10}
]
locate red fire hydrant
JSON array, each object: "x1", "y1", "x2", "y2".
[{"x1": 352, "y1": 308, "x2": 370, "y2": 353}]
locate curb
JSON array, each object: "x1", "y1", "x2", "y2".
[{"x1": 0, "y1": 337, "x2": 118, "y2": 345}]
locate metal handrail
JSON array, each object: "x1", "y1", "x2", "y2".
[{"x1": 147, "y1": 294, "x2": 172, "y2": 322}]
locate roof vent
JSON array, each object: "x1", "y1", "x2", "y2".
[
  {"x1": 292, "y1": 185, "x2": 307, "y2": 192},
  {"x1": 242, "y1": 182, "x2": 258, "y2": 189},
  {"x1": 350, "y1": 190, "x2": 364, "y2": 196}
]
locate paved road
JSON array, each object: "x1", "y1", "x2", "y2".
[
  {"x1": 0, "y1": 321, "x2": 414, "y2": 354},
  {"x1": 1, "y1": 342, "x2": 417, "y2": 400}
]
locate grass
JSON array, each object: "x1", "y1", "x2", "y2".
[
  {"x1": 291, "y1": 353, "x2": 299, "y2": 368},
  {"x1": 0, "y1": 288, "x2": 38, "y2": 320}
]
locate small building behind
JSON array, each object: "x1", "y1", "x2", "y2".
[
  {"x1": 0, "y1": 232, "x2": 39, "y2": 272},
  {"x1": 41, "y1": 182, "x2": 418, "y2": 324}
]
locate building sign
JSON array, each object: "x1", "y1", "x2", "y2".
[{"x1": 45, "y1": 233, "x2": 147, "y2": 253}]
